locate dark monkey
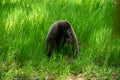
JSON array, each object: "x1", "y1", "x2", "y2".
[{"x1": 46, "y1": 20, "x2": 79, "y2": 58}]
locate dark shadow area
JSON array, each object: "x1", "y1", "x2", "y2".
[{"x1": 113, "y1": 0, "x2": 120, "y2": 38}]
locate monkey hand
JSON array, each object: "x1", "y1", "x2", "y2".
[{"x1": 66, "y1": 38, "x2": 71, "y2": 44}]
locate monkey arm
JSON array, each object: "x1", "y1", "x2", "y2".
[
  {"x1": 46, "y1": 36, "x2": 56, "y2": 58},
  {"x1": 71, "y1": 28, "x2": 79, "y2": 55}
]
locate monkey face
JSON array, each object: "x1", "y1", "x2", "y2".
[{"x1": 63, "y1": 28, "x2": 72, "y2": 39}]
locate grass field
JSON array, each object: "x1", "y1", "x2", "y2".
[{"x1": 0, "y1": 0, "x2": 120, "y2": 80}]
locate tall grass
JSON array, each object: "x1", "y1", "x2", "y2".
[{"x1": 0, "y1": 0, "x2": 120, "y2": 79}]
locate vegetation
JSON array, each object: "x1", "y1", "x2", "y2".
[{"x1": 0, "y1": 0, "x2": 120, "y2": 80}]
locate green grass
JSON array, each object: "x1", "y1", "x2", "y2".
[{"x1": 0, "y1": 0, "x2": 120, "y2": 80}]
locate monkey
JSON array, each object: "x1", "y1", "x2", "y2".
[{"x1": 46, "y1": 20, "x2": 79, "y2": 58}]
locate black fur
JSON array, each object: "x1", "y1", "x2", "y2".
[{"x1": 46, "y1": 20, "x2": 79, "y2": 58}]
